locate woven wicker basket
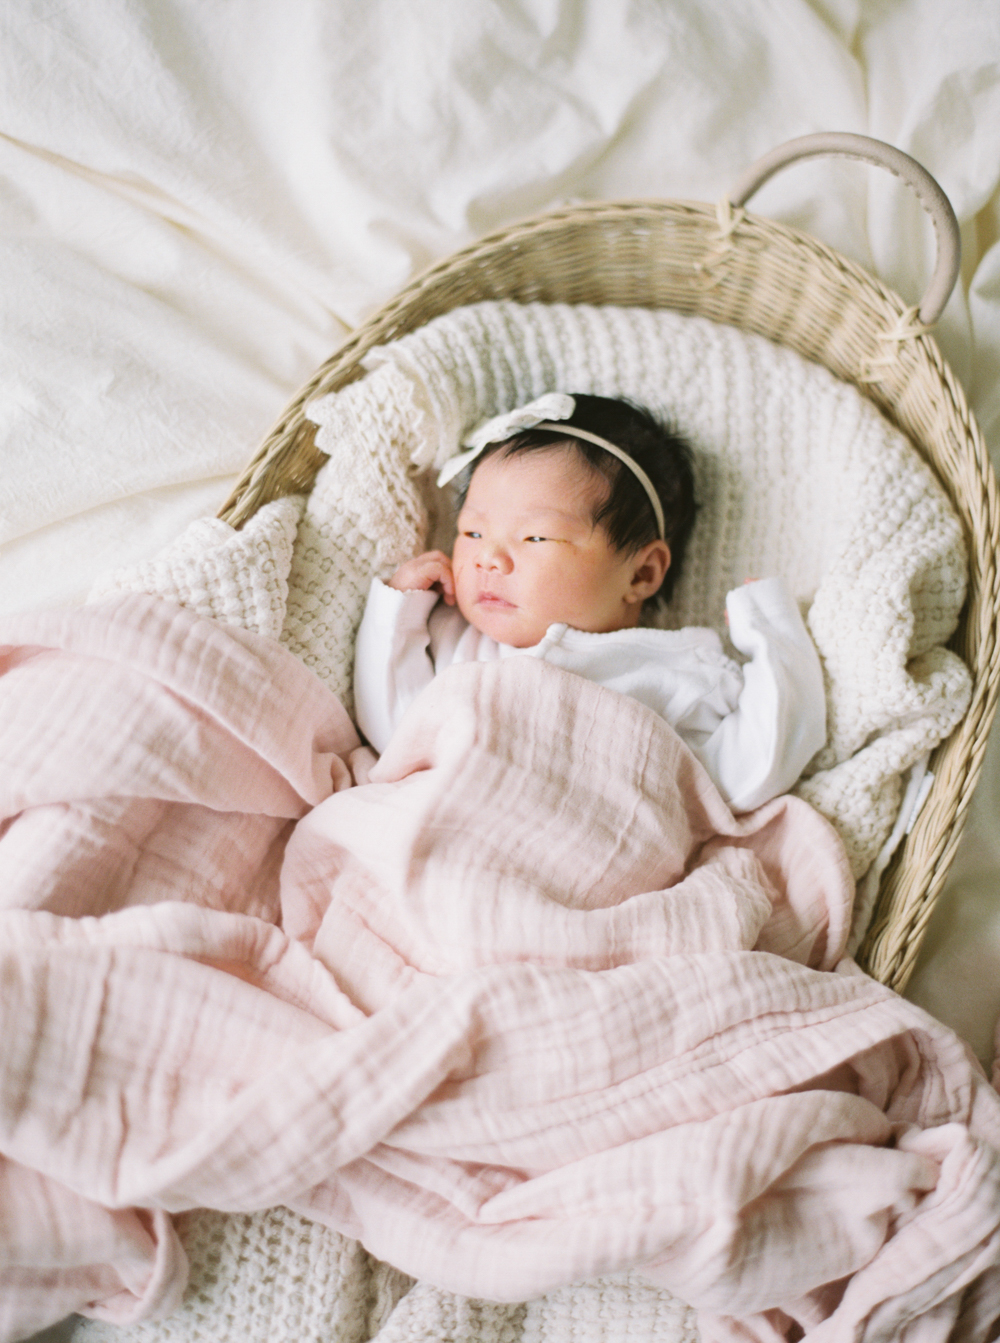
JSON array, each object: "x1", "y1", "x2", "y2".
[{"x1": 218, "y1": 133, "x2": 1000, "y2": 994}]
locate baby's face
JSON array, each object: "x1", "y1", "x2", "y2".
[{"x1": 452, "y1": 446, "x2": 645, "y2": 647}]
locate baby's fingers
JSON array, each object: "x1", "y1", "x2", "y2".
[
  {"x1": 388, "y1": 552, "x2": 441, "y2": 591},
  {"x1": 387, "y1": 550, "x2": 455, "y2": 597},
  {"x1": 439, "y1": 566, "x2": 456, "y2": 605},
  {"x1": 424, "y1": 553, "x2": 455, "y2": 604}
]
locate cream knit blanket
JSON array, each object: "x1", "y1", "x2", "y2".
[{"x1": 84, "y1": 299, "x2": 970, "y2": 1343}]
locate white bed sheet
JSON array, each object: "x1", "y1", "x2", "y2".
[{"x1": 2, "y1": 0, "x2": 1000, "y2": 1068}]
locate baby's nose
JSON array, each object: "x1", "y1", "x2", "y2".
[{"x1": 477, "y1": 542, "x2": 513, "y2": 572}]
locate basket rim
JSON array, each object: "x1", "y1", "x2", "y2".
[
  {"x1": 326, "y1": 194, "x2": 927, "y2": 364},
  {"x1": 220, "y1": 193, "x2": 951, "y2": 528}
]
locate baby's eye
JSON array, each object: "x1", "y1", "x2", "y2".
[
  {"x1": 525, "y1": 536, "x2": 548, "y2": 543},
  {"x1": 463, "y1": 530, "x2": 482, "y2": 539}
]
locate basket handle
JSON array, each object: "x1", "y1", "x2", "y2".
[{"x1": 727, "y1": 132, "x2": 961, "y2": 326}]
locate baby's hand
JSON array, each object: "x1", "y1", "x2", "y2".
[{"x1": 386, "y1": 551, "x2": 456, "y2": 605}]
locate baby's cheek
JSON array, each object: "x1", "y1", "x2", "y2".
[{"x1": 452, "y1": 576, "x2": 477, "y2": 624}]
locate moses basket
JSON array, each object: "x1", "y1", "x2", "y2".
[{"x1": 217, "y1": 132, "x2": 1000, "y2": 995}]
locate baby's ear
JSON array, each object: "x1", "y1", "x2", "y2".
[{"x1": 627, "y1": 541, "x2": 671, "y2": 602}]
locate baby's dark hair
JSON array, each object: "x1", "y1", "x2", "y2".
[{"x1": 457, "y1": 394, "x2": 697, "y2": 608}]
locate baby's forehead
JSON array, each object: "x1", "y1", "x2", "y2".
[{"x1": 464, "y1": 442, "x2": 602, "y2": 501}]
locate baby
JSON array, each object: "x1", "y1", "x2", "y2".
[{"x1": 354, "y1": 392, "x2": 825, "y2": 812}]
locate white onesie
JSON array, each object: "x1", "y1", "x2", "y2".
[{"x1": 353, "y1": 576, "x2": 826, "y2": 813}]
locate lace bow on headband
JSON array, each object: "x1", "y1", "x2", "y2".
[{"x1": 436, "y1": 393, "x2": 665, "y2": 540}]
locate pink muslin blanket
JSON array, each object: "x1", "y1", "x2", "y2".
[{"x1": 0, "y1": 595, "x2": 998, "y2": 1343}]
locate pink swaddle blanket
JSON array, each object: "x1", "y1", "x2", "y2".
[{"x1": 0, "y1": 595, "x2": 997, "y2": 1343}]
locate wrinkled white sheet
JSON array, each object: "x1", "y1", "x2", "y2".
[{"x1": 1, "y1": 0, "x2": 999, "y2": 1107}]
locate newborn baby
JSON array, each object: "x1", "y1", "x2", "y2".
[{"x1": 354, "y1": 392, "x2": 825, "y2": 812}]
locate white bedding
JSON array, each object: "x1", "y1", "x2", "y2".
[{"x1": 3, "y1": 0, "x2": 1000, "y2": 1334}]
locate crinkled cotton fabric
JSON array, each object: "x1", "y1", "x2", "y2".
[{"x1": 0, "y1": 597, "x2": 999, "y2": 1341}]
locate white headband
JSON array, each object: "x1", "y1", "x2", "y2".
[{"x1": 436, "y1": 393, "x2": 666, "y2": 540}]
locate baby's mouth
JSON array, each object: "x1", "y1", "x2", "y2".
[{"x1": 477, "y1": 592, "x2": 515, "y2": 609}]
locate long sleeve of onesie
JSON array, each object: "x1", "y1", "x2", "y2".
[
  {"x1": 691, "y1": 578, "x2": 826, "y2": 812},
  {"x1": 353, "y1": 579, "x2": 442, "y2": 755},
  {"x1": 355, "y1": 577, "x2": 513, "y2": 753}
]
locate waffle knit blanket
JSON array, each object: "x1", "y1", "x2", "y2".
[{"x1": 2, "y1": 596, "x2": 999, "y2": 1343}]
